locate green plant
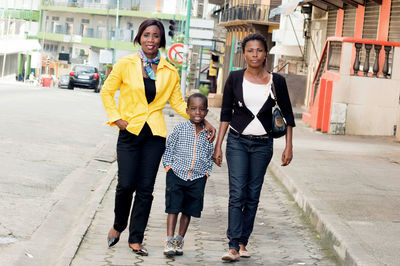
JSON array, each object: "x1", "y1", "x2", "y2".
[{"x1": 199, "y1": 84, "x2": 210, "y2": 96}]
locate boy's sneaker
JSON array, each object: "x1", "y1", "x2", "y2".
[
  {"x1": 174, "y1": 238, "x2": 184, "y2": 256},
  {"x1": 163, "y1": 239, "x2": 176, "y2": 256}
]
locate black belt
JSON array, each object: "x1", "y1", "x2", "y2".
[{"x1": 230, "y1": 129, "x2": 270, "y2": 142}]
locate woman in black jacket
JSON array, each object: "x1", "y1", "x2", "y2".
[{"x1": 213, "y1": 33, "x2": 295, "y2": 261}]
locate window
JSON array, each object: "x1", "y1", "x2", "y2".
[
  {"x1": 66, "y1": 23, "x2": 73, "y2": 35},
  {"x1": 81, "y1": 19, "x2": 90, "y2": 24},
  {"x1": 85, "y1": 28, "x2": 94, "y2": 38},
  {"x1": 52, "y1": 16, "x2": 59, "y2": 21},
  {"x1": 66, "y1": 17, "x2": 74, "y2": 22},
  {"x1": 55, "y1": 24, "x2": 63, "y2": 34}
]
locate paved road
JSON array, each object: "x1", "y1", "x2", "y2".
[
  {"x1": 0, "y1": 82, "x2": 116, "y2": 264},
  {"x1": 72, "y1": 109, "x2": 338, "y2": 265}
]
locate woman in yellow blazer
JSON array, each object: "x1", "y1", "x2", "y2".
[{"x1": 101, "y1": 19, "x2": 215, "y2": 255}]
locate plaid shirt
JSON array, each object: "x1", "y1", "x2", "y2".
[{"x1": 163, "y1": 121, "x2": 214, "y2": 181}]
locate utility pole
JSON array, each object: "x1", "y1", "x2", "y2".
[
  {"x1": 113, "y1": 0, "x2": 120, "y2": 64},
  {"x1": 180, "y1": 0, "x2": 191, "y2": 97}
]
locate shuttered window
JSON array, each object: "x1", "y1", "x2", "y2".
[
  {"x1": 362, "y1": 1, "x2": 380, "y2": 40},
  {"x1": 342, "y1": 5, "x2": 357, "y2": 37},
  {"x1": 389, "y1": 0, "x2": 400, "y2": 42},
  {"x1": 326, "y1": 9, "x2": 337, "y2": 39}
]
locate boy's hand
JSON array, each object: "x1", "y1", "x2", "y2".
[
  {"x1": 203, "y1": 119, "x2": 216, "y2": 142},
  {"x1": 213, "y1": 147, "x2": 223, "y2": 167}
]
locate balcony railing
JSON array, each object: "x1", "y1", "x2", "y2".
[
  {"x1": 350, "y1": 39, "x2": 398, "y2": 78},
  {"x1": 43, "y1": 0, "x2": 151, "y2": 12},
  {"x1": 219, "y1": 4, "x2": 279, "y2": 24},
  {"x1": 310, "y1": 37, "x2": 400, "y2": 106}
]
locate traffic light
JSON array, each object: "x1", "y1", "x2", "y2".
[{"x1": 168, "y1": 20, "x2": 175, "y2": 38}]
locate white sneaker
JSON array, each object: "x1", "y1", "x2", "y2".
[
  {"x1": 174, "y1": 238, "x2": 184, "y2": 255},
  {"x1": 163, "y1": 239, "x2": 176, "y2": 256}
]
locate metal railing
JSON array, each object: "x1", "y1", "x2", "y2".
[
  {"x1": 219, "y1": 4, "x2": 279, "y2": 24},
  {"x1": 42, "y1": 0, "x2": 145, "y2": 11}
]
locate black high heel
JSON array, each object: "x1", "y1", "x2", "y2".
[
  {"x1": 107, "y1": 236, "x2": 120, "y2": 247},
  {"x1": 107, "y1": 228, "x2": 120, "y2": 247}
]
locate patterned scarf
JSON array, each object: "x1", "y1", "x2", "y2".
[{"x1": 137, "y1": 48, "x2": 160, "y2": 80}]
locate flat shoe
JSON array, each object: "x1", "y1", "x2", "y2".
[
  {"x1": 221, "y1": 252, "x2": 240, "y2": 261},
  {"x1": 239, "y1": 250, "x2": 251, "y2": 258},
  {"x1": 131, "y1": 247, "x2": 148, "y2": 256}
]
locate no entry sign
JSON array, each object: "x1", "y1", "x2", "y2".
[{"x1": 168, "y1": 43, "x2": 184, "y2": 65}]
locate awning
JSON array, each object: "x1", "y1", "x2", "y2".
[
  {"x1": 269, "y1": 0, "x2": 306, "y2": 18},
  {"x1": 269, "y1": 44, "x2": 303, "y2": 57},
  {"x1": 0, "y1": 39, "x2": 42, "y2": 54}
]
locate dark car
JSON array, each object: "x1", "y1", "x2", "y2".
[
  {"x1": 58, "y1": 74, "x2": 70, "y2": 88},
  {"x1": 68, "y1": 65, "x2": 100, "y2": 92}
]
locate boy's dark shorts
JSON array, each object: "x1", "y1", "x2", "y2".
[{"x1": 165, "y1": 169, "x2": 207, "y2": 218}]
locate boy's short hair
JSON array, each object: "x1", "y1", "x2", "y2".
[{"x1": 187, "y1": 93, "x2": 208, "y2": 108}]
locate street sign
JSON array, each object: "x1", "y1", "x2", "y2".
[
  {"x1": 168, "y1": 43, "x2": 184, "y2": 65},
  {"x1": 189, "y1": 39, "x2": 213, "y2": 47}
]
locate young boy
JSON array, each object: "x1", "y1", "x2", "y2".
[{"x1": 162, "y1": 93, "x2": 214, "y2": 257}]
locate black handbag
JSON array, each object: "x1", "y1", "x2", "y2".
[{"x1": 271, "y1": 82, "x2": 287, "y2": 138}]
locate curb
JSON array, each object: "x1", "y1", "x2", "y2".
[
  {"x1": 207, "y1": 107, "x2": 359, "y2": 265},
  {"x1": 10, "y1": 136, "x2": 118, "y2": 266},
  {"x1": 60, "y1": 162, "x2": 118, "y2": 265},
  {"x1": 269, "y1": 160, "x2": 360, "y2": 266}
]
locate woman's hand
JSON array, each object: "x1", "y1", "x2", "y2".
[
  {"x1": 203, "y1": 119, "x2": 216, "y2": 142},
  {"x1": 213, "y1": 122, "x2": 230, "y2": 167},
  {"x1": 281, "y1": 146, "x2": 293, "y2": 166},
  {"x1": 115, "y1": 119, "x2": 128, "y2": 131},
  {"x1": 213, "y1": 146, "x2": 223, "y2": 167},
  {"x1": 281, "y1": 126, "x2": 293, "y2": 166}
]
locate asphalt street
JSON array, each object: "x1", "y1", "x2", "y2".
[{"x1": 0, "y1": 82, "x2": 117, "y2": 264}]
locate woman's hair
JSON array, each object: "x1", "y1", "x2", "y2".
[
  {"x1": 241, "y1": 33, "x2": 268, "y2": 53},
  {"x1": 134, "y1": 19, "x2": 166, "y2": 48}
]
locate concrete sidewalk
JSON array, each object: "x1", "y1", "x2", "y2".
[
  {"x1": 71, "y1": 108, "x2": 338, "y2": 265},
  {"x1": 70, "y1": 106, "x2": 400, "y2": 266},
  {"x1": 266, "y1": 118, "x2": 400, "y2": 265},
  {"x1": 207, "y1": 107, "x2": 400, "y2": 265}
]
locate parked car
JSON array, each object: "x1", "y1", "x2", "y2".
[
  {"x1": 68, "y1": 65, "x2": 100, "y2": 92},
  {"x1": 58, "y1": 74, "x2": 70, "y2": 89}
]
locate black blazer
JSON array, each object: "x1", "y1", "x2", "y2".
[{"x1": 220, "y1": 69, "x2": 295, "y2": 134}]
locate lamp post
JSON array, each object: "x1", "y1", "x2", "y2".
[
  {"x1": 180, "y1": 0, "x2": 191, "y2": 97},
  {"x1": 113, "y1": 0, "x2": 120, "y2": 64}
]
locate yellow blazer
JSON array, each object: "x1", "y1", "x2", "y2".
[{"x1": 101, "y1": 54, "x2": 189, "y2": 138}]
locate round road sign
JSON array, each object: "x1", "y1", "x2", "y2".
[{"x1": 168, "y1": 43, "x2": 184, "y2": 65}]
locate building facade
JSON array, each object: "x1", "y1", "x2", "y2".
[
  {"x1": 301, "y1": 0, "x2": 400, "y2": 138},
  {"x1": 211, "y1": 0, "x2": 281, "y2": 82},
  {"x1": 38, "y1": 0, "x2": 185, "y2": 76},
  {"x1": 0, "y1": 5, "x2": 41, "y2": 80}
]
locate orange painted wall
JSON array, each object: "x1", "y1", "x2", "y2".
[{"x1": 335, "y1": 9, "x2": 344, "y2": 37}]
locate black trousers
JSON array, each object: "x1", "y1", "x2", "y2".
[{"x1": 113, "y1": 123, "x2": 166, "y2": 244}]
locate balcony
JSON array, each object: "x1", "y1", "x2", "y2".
[
  {"x1": 303, "y1": 37, "x2": 400, "y2": 136},
  {"x1": 37, "y1": 31, "x2": 138, "y2": 51},
  {"x1": 40, "y1": 0, "x2": 184, "y2": 19},
  {"x1": 218, "y1": 4, "x2": 279, "y2": 26}
]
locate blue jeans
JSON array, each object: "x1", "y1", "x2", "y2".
[{"x1": 226, "y1": 132, "x2": 273, "y2": 250}]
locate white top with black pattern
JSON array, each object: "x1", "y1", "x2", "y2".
[{"x1": 242, "y1": 75, "x2": 273, "y2": 135}]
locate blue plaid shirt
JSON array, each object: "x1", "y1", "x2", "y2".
[{"x1": 163, "y1": 121, "x2": 214, "y2": 181}]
